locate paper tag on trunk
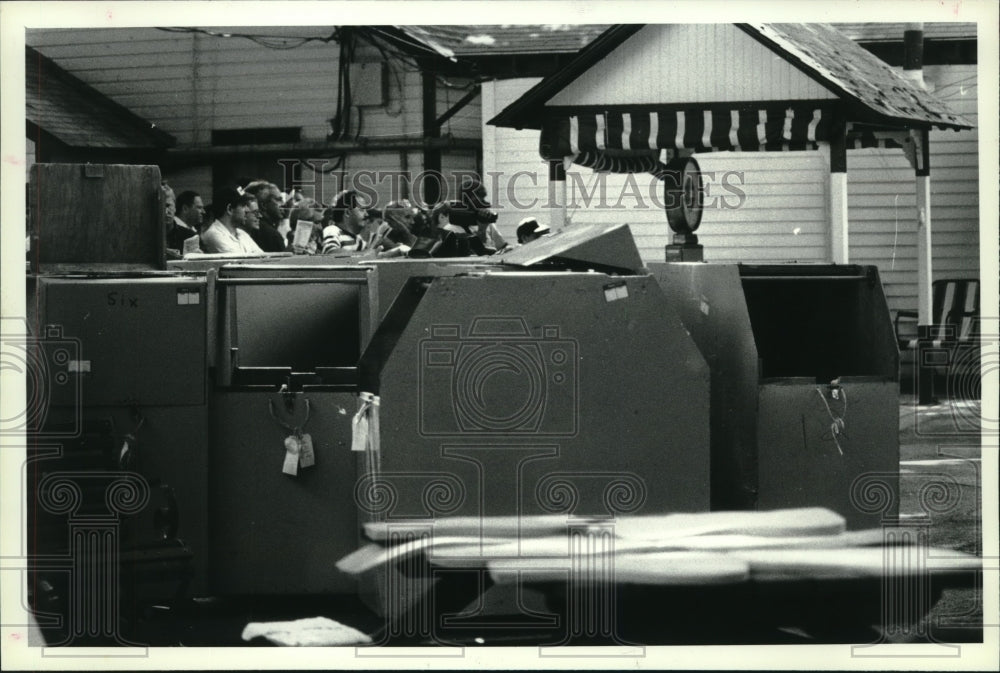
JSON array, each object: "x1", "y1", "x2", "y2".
[
  {"x1": 299, "y1": 433, "x2": 315, "y2": 468},
  {"x1": 283, "y1": 434, "x2": 301, "y2": 476},
  {"x1": 351, "y1": 413, "x2": 369, "y2": 453}
]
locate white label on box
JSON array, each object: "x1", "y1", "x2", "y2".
[
  {"x1": 177, "y1": 290, "x2": 201, "y2": 305},
  {"x1": 604, "y1": 284, "x2": 629, "y2": 302}
]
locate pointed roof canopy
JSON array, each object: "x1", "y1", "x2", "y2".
[{"x1": 490, "y1": 23, "x2": 972, "y2": 133}]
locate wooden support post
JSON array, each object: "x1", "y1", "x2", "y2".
[
  {"x1": 548, "y1": 160, "x2": 566, "y2": 229},
  {"x1": 829, "y1": 127, "x2": 849, "y2": 264},
  {"x1": 916, "y1": 176, "x2": 933, "y2": 325},
  {"x1": 912, "y1": 128, "x2": 936, "y2": 404},
  {"x1": 913, "y1": 130, "x2": 933, "y2": 327}
]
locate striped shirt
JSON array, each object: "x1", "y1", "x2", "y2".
[{"x1": 321, "y1": 224, "x2": 368, "y2": 254}]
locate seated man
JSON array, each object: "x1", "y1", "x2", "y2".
[
  {"x1": 168, "y1": 190, "x2": 204, "y2": 251},
  {"x1": 242, "y1": 197, "x2": 264, "y2": 239},
  {"x1": 452, "y1": 176, "x2": 506, "y2": 252},
  {"x1": 242, "y1": 180, "x2": 288, "y2": 252},
  {"x1": 321, "y1": 190, "x2": 371, "y2": 253},
  {"x1": 414, "y1": 201, "x2": 489, "y2": 258},
  {"x1": 369, "y1": 200, "x2": 419, "y2": 256},
  {"x1": 162, "y1": 183, "x2": 180, "y2": 258},
  {"x1": 200, "y1": 187, "x2": 265, "y2": 254}
]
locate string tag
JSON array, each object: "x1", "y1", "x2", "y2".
[
  {"x1": 352, "y1": 393, "x2": 377, "y2": 452},
  {"x1": 815, "y1": 386, "x2": 848, "y2": 457},
  {"x1": 270, "y1": 397, "x2": 313, "y2": 474},
  {"x1": 283, "y1": 434, "x2": 300, "y2": 476},
  {"x1": 299, "y1": 431, "x2": 315, "y2": 468}
]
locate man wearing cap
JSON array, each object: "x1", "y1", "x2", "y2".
[
  {"x1": 516, "y1": 217, "x2": 551, "y2": 245},
  {"x1": 200, "y1": 187, "x2": 265, "y2": 254}
]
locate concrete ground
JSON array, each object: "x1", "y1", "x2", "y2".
[{"x1": 893, "y1": 393, "x2": 987, "y2": 644}]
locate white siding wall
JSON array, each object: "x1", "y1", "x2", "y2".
[
  {"x1": 485, "y1": 65, "x2": 978, "y2": 316},
  {"x1": 549, "y1": 24, "x2": 837, "y2": 106},
  {"x1": 484, "y1": 79, "x2": 829, "y2": 263},
  {"x1": 568, "y1": 151, "x2": 830, "y2": 264},
  {"x1": 847, "y1": 65, "x2": 980, "y2": 314},
  {"x1": 482, "y1": 78, "x2": 549, "y2": 241}
]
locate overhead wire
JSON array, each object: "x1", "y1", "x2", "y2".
[
  {"x1": 361, "y1": 25, "x2": 454, "y2": 60},
  {"x1": 157, "y1": 26, "x2": 339, "y2": 50},
  {"x1": 359, "y1": 26, "x2": 481, "y2": 90},
  {"x1": 158, "y1": 25, "x2": 479, "y2": 91}
]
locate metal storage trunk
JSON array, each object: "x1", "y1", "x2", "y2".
[
  {"x1": 207, "y1": 264, "x2": 374, "y2": 593},
  {"x1": 31, "y1": 274, "x2": 211, "y2": 593},
  {"x1": 650, "y1": 263, "x2": 900, "y2": 529},
  {"x1": 358, "y1": 271, "x2": 712, "y2": 520}
]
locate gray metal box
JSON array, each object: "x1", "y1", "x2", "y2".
[
  {"x1": 360, "y1": 271, "x2": 712, "y2": 520},
  {"x1": 650, "y1": 262, "x2": 900, "y2": 529},
  {"x1": 38, "y1": 276, "x2": 207, "y2": 406}
]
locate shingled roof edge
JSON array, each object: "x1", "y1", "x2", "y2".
[
  {"x1": 487, "y1": 24, "x2": 641, "y2": 130},
  {"x1": 738, "y1": 24, "x2": 973, "y2": 131},
  {"x1": 26, "y1": 45, "x2": 177, "y2": 149}
]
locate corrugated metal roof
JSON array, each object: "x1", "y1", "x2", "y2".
[
  {"x1": 742, "y1": 24, "x2": 972, "y2": 130},
  {"x1": 25, "y1": 46, "x2": 175, "y2": 149},
  {"x1": 401, "y1": 22, "x2": 977, "y2": 57},
  {"x1": 491, "y1": 24, "x2": 972, "y2": 131},
  {"x1": 400, "y1": 25, "x2": 611, "y2": 56},
  {"x1": 832, "y1": 22, "x2": 977, "y2": 42}
]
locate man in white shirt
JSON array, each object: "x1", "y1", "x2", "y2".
[{"x1": 200, "y1": 187, "x2": 265, "y2": 254}]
